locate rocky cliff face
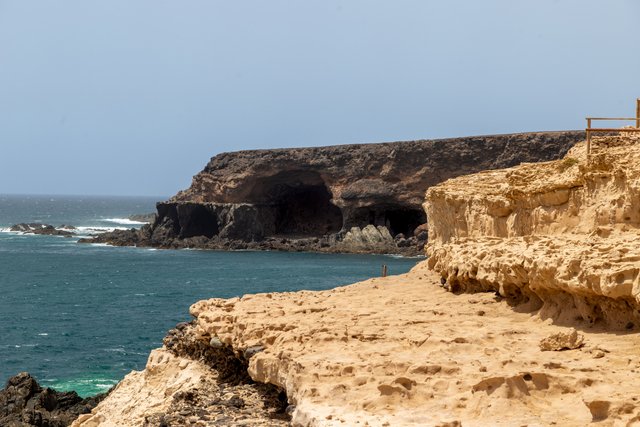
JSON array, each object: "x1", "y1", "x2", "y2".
[
  {"x1": 426, "y1": 132, "x2": 640, "y2": 329},
  {"x1": 88, "y1": 131, "x2": 583, "y2": 254}
]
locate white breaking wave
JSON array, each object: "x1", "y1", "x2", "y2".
[
  {"x1": 75, "y1": 226, "x2": 129, "y2": 233},
  {"x1": 101, "y1": 217, "x2": 148, "y2": 225},
  {"x1": 0, "y1": 228, "x2": 28, "y2": 235}
]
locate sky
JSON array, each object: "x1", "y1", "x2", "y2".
[{"x1": 1, "y1": 1, "x2": 639, "y2": 197}]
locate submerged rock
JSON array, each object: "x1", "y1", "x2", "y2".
[{"x1": 127, "y1": 213, "x2": 156, "y2": 223}]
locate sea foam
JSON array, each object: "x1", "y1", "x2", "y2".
[{"x1": 101, "y1": 218, "x2": 149, "y2": 225}]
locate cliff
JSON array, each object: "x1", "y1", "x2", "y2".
[
  {"x1": 73, "y1": 132, "x2": 640, "y2": 426},
  {"x1": 85, "y1": 131, "x2": 582, "y2": 254},
  {"x1": 426, "y1": 132, "x2": 640, "y2": 329}
]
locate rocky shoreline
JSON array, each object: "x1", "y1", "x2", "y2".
[{"x1": 80, "y1": 223, "x2": 428, "y2": 256}]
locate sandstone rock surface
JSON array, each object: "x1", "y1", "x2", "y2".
[
  {"x1": 72, "y1": 323, "x2": 289, "y2": 427},
  {"x1": 426, "y1": 133, "x2": 640, "y2": 328},
  {"x1": 82, "y1": 266, "x2": 640, "y2": 426}
]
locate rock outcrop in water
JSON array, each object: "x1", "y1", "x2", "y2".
[
  {"x1": 85, "y1": 131, "x2": 583, "y2": 254},
  {"x1": 10, "y1": 224, "x2": 74, "y2": 237},
  {"x1": 0, "y1": 372, "x2": 105, "y2": 426}
]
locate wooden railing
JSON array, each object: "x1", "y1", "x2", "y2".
[{"x1": 586, "y1": 99, "x2": 640, "y2": 154}]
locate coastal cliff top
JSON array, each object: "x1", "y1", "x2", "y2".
[
  {"x1": 426, "y1": 132, "x2": 640, "y2": 243},
  {"x1": 169, "y1": 131, "x2": 583, "y2": 205},
  {"x1": 427, "y1": 133, "x2": 640, "y2": 202}
]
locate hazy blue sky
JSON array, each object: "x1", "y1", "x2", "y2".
[{"x1": 1, "y1": 1, "x2": 639, "y2": 196}]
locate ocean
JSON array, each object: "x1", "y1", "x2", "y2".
[{"x1": 0, "y1": 195, "x2": 419, "y2": 396}]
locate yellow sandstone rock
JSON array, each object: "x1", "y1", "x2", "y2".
[{"x1": 426, "y1": 134, "x2": 640, "y2": 329}]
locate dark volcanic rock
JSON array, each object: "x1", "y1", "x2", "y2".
[
  {"x1": 9, "y1": 224, "x2": 74, "y2": 237},
  {"x1": 84, "y1": 131, "x2": 584, "y2": 254},
  {"x1": 0, "y1": 372, "x2": 105, "y2": 427}
]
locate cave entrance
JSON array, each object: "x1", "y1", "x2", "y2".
[
  {"x1": 383, "y1": 208, "x2": 426, "y2": 236},
  {"x1": 351, "y1": 206, "x2": 426, "y2": 237},
  {"x1": 273, "y1": 184, "x2": 343, "y2": 236},
  {"x1": 248, "y1": 171, "x2": 343, "y2": 237},
  {"x1": 177, "y1": 204, "x2": 219, "y2": 238}
]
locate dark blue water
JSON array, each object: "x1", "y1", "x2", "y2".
[{"x1": 0, "y1": 195, "x2": 419, "y2": 396}]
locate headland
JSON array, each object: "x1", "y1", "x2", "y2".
[{"x1": 83, "y1": 132, "x2": 582, "y2": 256}]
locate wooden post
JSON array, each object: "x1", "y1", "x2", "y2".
[
  {"x1": 381, "y1": 265, "x2": 388, "y2": 277},
  {"x1": 586, "y1": 118, "x2": 592, "y2": 155},
  {"x1": 636, "y1": 98, "x2": 640, "y2": 128}
]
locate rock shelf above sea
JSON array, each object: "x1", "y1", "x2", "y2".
[{"x1": 73, "y1": 264, "x2": 640, "y2": 426}]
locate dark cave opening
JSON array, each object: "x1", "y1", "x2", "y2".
[
  {"x1": 178, "y1": 204, "x2": 219, "y2": 238},
  {"x1": 248, "y1": 170, "x2": 343, "y2": 237},
  {"x1": 351, "y1": 206, "x2": 426, "y2": 237},
  {"x1": 273, "y1": 184, "x2": 343, "y2": 236},
  {"x1": 384, "y1": 209, "x2": 426, "y2": 236}
]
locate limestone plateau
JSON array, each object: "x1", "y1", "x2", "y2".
[{"x1": 86, "y1": 131, "x2": 583, "y2": 254}]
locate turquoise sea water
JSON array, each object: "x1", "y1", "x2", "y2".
[{"x1": 0, "y1": 195, "x2": 419, "y2": 396}]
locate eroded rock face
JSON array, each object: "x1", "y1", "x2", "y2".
[
  {"x1": 72, "y1": 323, "x2": 289, "y2": 427},
  {"x1": 425, "y1": 133, "x2": 640, "y2": 328},
  {"x1": 88, "y1": 132, "x2": 582, "y2": 254}
]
